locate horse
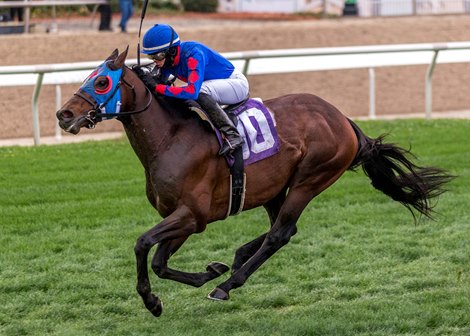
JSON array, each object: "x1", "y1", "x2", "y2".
[{"x1": 56, "y1": 48, "x2": 453, "y2": 317}]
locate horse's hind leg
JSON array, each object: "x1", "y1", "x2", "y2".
[
  {"x1": 231, "y1": 189, "x2": 286, "y2": 273},
  {"x1": 231, "y1": 234, "x2": 267, "y2": 273},
  {"x1": 209, "y1": 163, "x2": 347, "y2": 301},
  {"x1": 209, "y1": 187, "x2": 311, "y2": 300},
  {"x1": 151, "y1": 238, "x2": 229, "y2": 287}
]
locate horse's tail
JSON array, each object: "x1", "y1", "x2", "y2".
[{"x1": 347, "y1": 119, "x2": 454, "y2": 220}]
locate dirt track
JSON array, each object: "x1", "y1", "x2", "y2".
[{"x1": 2, "y1": 14, "x2": 470, "y2": 139}]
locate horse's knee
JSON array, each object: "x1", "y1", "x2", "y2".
[
  {"x1": 151, "y1": 260, "x2": 169, "y2": 279},
  {"x1": 134, "y1": 234, "x2": 154, "y2": 256}
]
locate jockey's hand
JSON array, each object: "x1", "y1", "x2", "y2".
[
  {"x1": 165, "y1": 75, "x2": 177, "y2": 86},
  {"x1": 140, "y1": 74, "x2": 158, "y2": 92},
  {"x1": 132, "y1": 65, "x2": 158, "y2": 91},
  {"x1": 131, "y1": 65, "x2": 151, "y2": 79}
]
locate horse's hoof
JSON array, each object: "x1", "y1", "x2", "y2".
[
  {"x1": 207, "y1": 287, "x2": 230, "y2": 301},
  {"x1": 147, "y1": 294, "x2": 163, "y2": 317},
  {"x1": 206, "y1": 262, "x2": 230, "y2": 276}
]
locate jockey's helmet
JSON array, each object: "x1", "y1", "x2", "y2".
[{"x1": 141, "y1": 24, "x2": 181, "y2": 55}]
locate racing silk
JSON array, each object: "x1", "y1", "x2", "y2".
[{"x1": 155, "y1": 41, "x2": 235, "y2": 100}]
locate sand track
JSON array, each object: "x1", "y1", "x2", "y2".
[{"x1": 1, "y1": 14, "x2": 470, "y2": 139}]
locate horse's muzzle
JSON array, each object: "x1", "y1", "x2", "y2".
[{"x1": 56, "y1": 109, "x2": 89, "y2": 134}]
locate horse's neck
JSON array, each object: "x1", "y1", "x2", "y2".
[{"x1": 121, "y1": 94, "x2": 177, "y2": 170}]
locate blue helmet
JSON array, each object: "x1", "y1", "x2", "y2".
[{"x1": 141, "y1": 24, "x2": 180, "y2": 55}]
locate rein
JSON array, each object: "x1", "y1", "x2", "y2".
[{"x1": 74, "y1": 67, "x2": 153, "y2": 128}]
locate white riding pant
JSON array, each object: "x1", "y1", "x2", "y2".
[{"x1": 199, "y1": 68, "x2": 249, "y2": 105}]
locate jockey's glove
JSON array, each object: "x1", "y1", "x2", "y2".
[
  {"x1": 140, "y1": 74, "x2": 158, "y2": 92},
  {"x1": 132, "y1": 65, "x2": 158, "y2": 92}
]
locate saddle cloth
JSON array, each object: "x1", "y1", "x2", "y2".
[
  {"x1": 227, "y1": 98, "x2": 281, "y2": 165},
  {"x1": 190, "y1": 98, "x2": 281, "y2": 166}
]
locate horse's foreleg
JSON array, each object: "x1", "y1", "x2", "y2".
[
  {"x1": 134, "y1": 238, "x2": 163, "y2": 317},
  {"x1": 151, "y1": 238, "x2": 229, "y2": 287},
  {"x1": 134, "y1": 206, "x2": 199, "y2": 317}
]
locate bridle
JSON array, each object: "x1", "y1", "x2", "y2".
[{"x1": 73, "y1": 67, "x2": 153, "y2": 129}]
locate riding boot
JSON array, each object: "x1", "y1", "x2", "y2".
[{"x1": 197, "y1": 93, "x2": 244, "y2": 156}]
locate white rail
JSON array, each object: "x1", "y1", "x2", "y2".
[
  {"x1": 0, "y1": 0, "x2": 107, "y2": 33},
  {"x1": 2, "y1": 41, "x2": 470, "y2": 145},
  {"x1": 0, "y1": 0, "x2": 106, "y2": 6}
]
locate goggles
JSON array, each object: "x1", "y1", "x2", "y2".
[{"x1": 147, "y1": 51, "x2": 167, "y2": 61}]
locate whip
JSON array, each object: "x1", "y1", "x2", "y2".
[{"x1": 137, "y1": 0, "x2": 150, "y2": 66}]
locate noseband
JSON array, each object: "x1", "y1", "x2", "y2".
[{"x1": 73, "y1": 67, "x2": 153, "y2": 129}]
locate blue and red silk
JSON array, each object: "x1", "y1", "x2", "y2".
[{"x1": 156, "y1": 41, "x2": 235, "y2": 100}]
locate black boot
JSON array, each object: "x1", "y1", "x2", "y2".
[{"x1": 197, "y1": 93, "x2": 244, "y2": 156}]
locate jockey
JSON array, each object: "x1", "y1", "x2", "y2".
[{"x1": 136, "y1": 23, "x2": 249, "y2": 156}]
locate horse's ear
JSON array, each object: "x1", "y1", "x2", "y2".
[
  {"x1": 114, "y1": 46, "x2": 129, "y2": 69},
  {"x1": 106, "y1": 49, "x2": 119, "y2": 62}
]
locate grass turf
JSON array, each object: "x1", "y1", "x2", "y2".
[{"x1": 0, "y1": 119, "x2": 469, "y2": 335}]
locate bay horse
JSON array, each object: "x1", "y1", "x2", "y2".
[{"x1": 56, "y1": 48, "x2": 452, "y2": 317}]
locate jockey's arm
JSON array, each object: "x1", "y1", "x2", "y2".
[{"x1": 155, "y1": 51, "x2": 205, "y2": 100}]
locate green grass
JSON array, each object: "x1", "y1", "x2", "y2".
[{"x1": 0, "y1": 119, "x2": 469, "y2": 335}]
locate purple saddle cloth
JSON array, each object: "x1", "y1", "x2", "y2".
[{"x1": 227, "y1": 98, "x2": 281, "y2": 165}]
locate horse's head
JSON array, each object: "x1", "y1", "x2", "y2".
[{"x1": 56, "y1": 48, "x2": 129, "y2": 134}]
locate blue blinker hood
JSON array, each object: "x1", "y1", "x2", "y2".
[{"x1": 80, "y1": 61, "x2": 123, "y2": 118}]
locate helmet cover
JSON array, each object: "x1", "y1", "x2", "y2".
[{"x1": 142, "y1": 24, "x2": 180, "y2": 55}]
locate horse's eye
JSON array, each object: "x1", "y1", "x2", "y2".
[{"x1": 94, "y1": 76, "x2": 111, "y2": 93}]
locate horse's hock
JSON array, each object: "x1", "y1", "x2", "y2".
[{"x1": 3, "y1": 15, "x2": 470, "y2": 139}]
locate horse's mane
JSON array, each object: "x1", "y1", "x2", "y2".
[{"x1": 155, "y1": 95, "x2": 193, "y2": 119}]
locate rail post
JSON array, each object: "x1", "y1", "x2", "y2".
[
  {"x1": 32, "y1": 72, "x2": 44, "y2": 145},
  {"x1": 425, "y1": 50, "x2": 439, "y2": 120},
  {"x1": 55, "y1": 85, "x2": 62, "y2": 140},
  {"x1": 368, "y1": 68, "x2": 376, "y2": 119}
]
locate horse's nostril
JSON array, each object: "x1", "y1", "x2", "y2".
[{"x1": 58, "y1": 110, "x2": 74, "y2": 120}]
